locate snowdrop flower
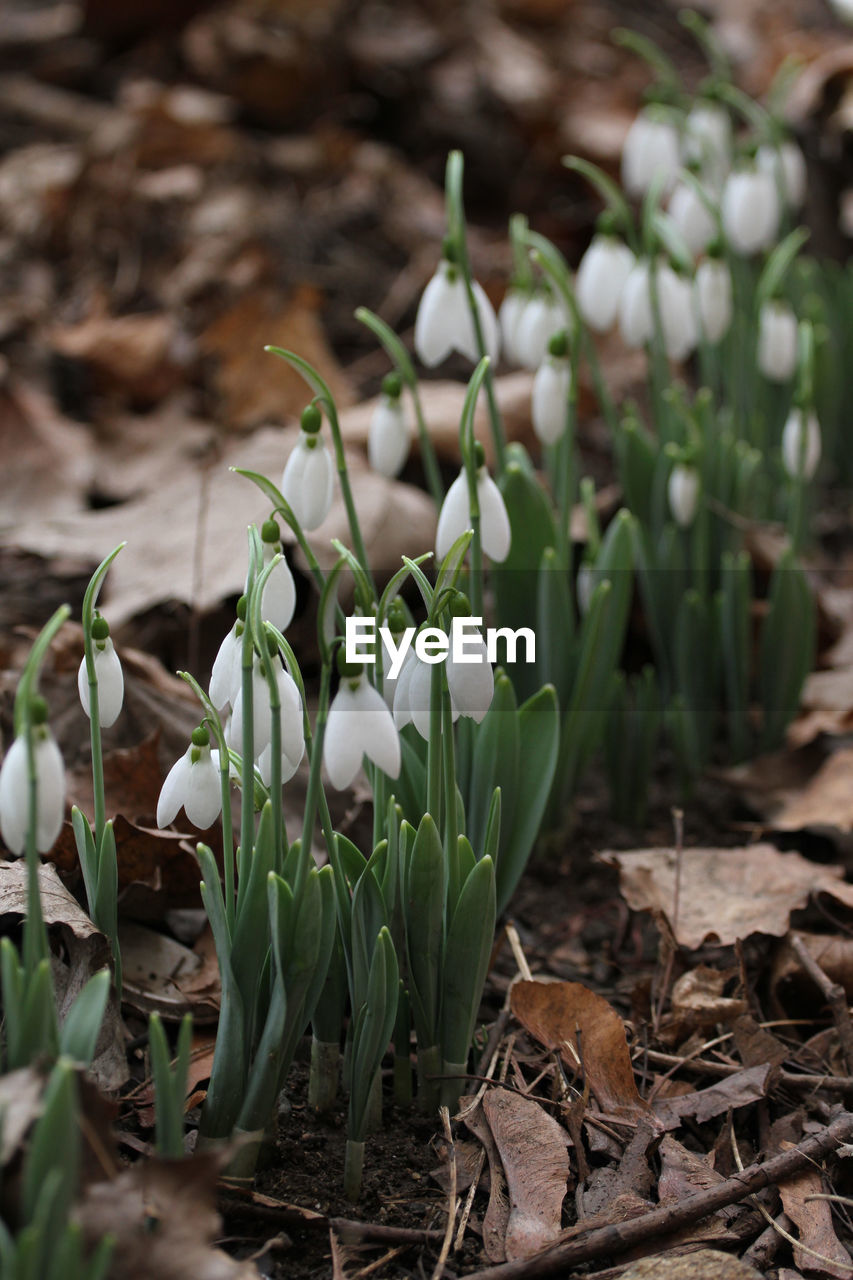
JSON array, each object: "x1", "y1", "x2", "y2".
[
  {"x1": 257, "y1": 685, "x2": 305, "y2": 787},
  {"x1": 694, "y1": 255, "x2": 733, "y2": 344},
  {"x1": 77, "y1": 614, "x2": 124, "y2": 728},
  {"x1": 830, "y1": 0, "x2": 853, "y2": 21},
  {"x1": 157, "y1": 727, "x2": 221, "y2": 830},
  {"x1": 668, "y1": 463, "x2": 700, "y2": 527},
  {"x1": 757, "y1": 299, "x2": 798, "y2": 382},
  {"x1": 757, "y1": 140, "x2": 806, "y2": 212},
  {"x1": 721, "y1": 166, "x2": 780, "y2": 255},
  {"x1": 668, "y1": 177, "x2": 717, "y2": 256},
  {"x1": 683, "y1": 101, "x2": 731, "y2": 189},
  {"x1": 532, "y1": 332, "x2": 571, "y2": 445},
  {"x1": 499, "y1": 286, "x2": 528, "y2": 365},
  {"x1": 445, "y1": 612, "x2": 494, "y2": 724},
  {"x1": 282, "y1": 404, "x2": 334, "y2": 531},
  {"x1": 621, "y1": 106, "x2": 681, "y2": 198},
  {"x1": 324, "y1": 661, "x2": 400, "y2": 790},
  {"x1": 619, "y1": 259, "x2": 697, "y2": 361},
  {"x1": 414, "y1": 249, "x2": 499, "y2": 367},
  {"x1": 575, "y1": 228, "x2": 635, "y2": 333},
  {"x1": 0, "y1": 700, "x2": 65, "y2": 855},
  {"x1": 209, "y1": 597, "x2": 245, "y2": 713},
  {"x1": 436, "y1": 449, "x2": 511, "y2": 563},
  {"x1": 368, "y1": 373, "x2": 411, "y2": 478},
  {"x1": 782, "y1": 408, "x2": 821, "y2": 480},
  {"x1": 227, "y1": 658, "x2": 304, "y2": 762},
  {"x1": 393, "y1": 647, "x2": 461, "y2": 741},
  {"x1": 514, "y1": 291, "x2": 568, "y2": 370},
  {"x1": 260, "y1": 519, "x2": 296, "y2": 634}
]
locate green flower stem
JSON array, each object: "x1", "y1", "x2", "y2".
[
  {"x1": 426, "y1": 660, "x2": 443, "y2": 823},
  {"x1": 441, "y1": 688, "x2": 458, "y2": 877},
  {"x1": 238, "y1": 645, "x2": 256, "y2": 917},
  {"x1": 178, "y1": 671, "x2": 234, "y2": 936},
  {"x1": 23, "y1": 722, "x2": 47, "y2": 977},
  {"x1": 251, "y1": 555, "x2": 287, "y2": 873},
  {"x1": 445, "y1": 151, "x2": 507, "y2": 473},
  {"x1": 299, "y1": 658, "x2": 332, "y2": 899},
  {"x1": 80, "y1": 544, "x2": 124, "y2": 850},
  {"x1": 411, "y1": 384, "x2": 445, "y2": 507}
]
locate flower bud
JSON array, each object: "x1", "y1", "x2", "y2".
[
  {"x1": 621, "y1": 107, "x2": 681, "y2": 198},
  {"x1": 368, "y1": 393, "x2": 411, "y2": 478},
  {"x1": 781, "y1": 408, "x2": 821, "y2": 480},
  {"x1": 78, "y1": 633, "x2": 124, "y2": 728},
  {"x1": 757, "y1": 299, "x2": 798, "y2": 382},
  {"x1": 514, "y1": 293, "x2": 568, "y2": 370},
  {"x1": 757, "y1": 141, "x2": 806, "y2": 211},
  {"x1": 532, "y1": 356, "x2": 571, "y2": 445},
  {"x1": 575, "y1": 234, "x2": 635, "y2": 333},
  {"x1": 0, "y1": 722, "x2": 65, "y2": 855},
  {"x1": 668, "y1": 463, "x2": 700, "y2": 527},
  {"x1": 668, "y1": 179, "x2": 717, "y2": 256},
  {"x1": 721, "y1": 167, "x2": 780, "y2": 255},
  {"x1": 683, "y1": 101, "x2": 731, "y2": 189},
  {"x1": 695, "y1": 258, "x2": 732, "y2": 344},
  {"x1": 282, "y1": 431, "x2": 334, "y2": 531}
]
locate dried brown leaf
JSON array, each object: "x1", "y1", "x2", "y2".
[
  {"x1": 510, "y1": 979, "x2": 646, "y2": 1117},
  {"x1": 780, "y1": 1161, "x2": 853, "y2": 1278},
  {"x1": 461, "y1": 1094, "x2": 509, "y2": 1264},
  {"x1": 598, "y1": 845, "x2": 853, "y2": 949},
  {"x1": 482, "y1": 1086, "x2": 570, "y2": 1262},
  {"x1": 652, "y1": 1064, "x2": 773, "y2": 1131}
]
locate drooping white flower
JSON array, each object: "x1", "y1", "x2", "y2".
[
  {"x1": 683, "y1": 101, "x2": 731, "y2": 189},
  {"x1": 260, "y1": 522, "x2": 296, "y2": 634},
  {"x1": 621, "y1": 107, "x2": 682, "y2": 198},
  {"x1": 757, "y1": 141, "x2": 806, "y2": 211},
  {"x1": 694, "y1": 258, "x2": 733, "y2": 344},
  {"x1": 782, "y1": 408, "x2": 821, "y2": 480},
  {"x1": 532, "y1": 355, "x2": 571, "y2": 445},
  {"x1": 392, "y1": 650, "x2": 460, "y2": 742},
  {"x1": 157, "y1": 730, "x2": 221, "y2": 829},
  {"x1": 368, "y1": 379, "x2": 411, "y2": 478},
  {"x1": 668, "y1": 463, "x2": 700, "y2": 527},
  {"x1": 668, "y1": 179, "x2": 717, "y2": 256},
  {"x1": 324, "y1": 670, "x2": 400, "y2": 789},
  {"x1": 619, "y1": 259, "x2": 697, "y2": 361},
  {"x1": 436, "y1": 464, "x2": 511, "y2": 563},
  {"x1": 757, "y1": 299, "x2": 798, "y2": 382},
  {"x1": 513, "y1": 292, "x2": 568, "y2": 370},
  {"x1": 77, "y1": 635, "x2": 124, "y2": 729},
  {"x1": 414, "y1": 259, "x2": 499, "y2": 367},
  {"x1": 209, "y1": 619, "x2": 243, "y2": 712},
  {"x1": 0, "y1": 723, "x2": 65, "y2": 855},
  {"x1": 227, "y1": 659, "x2": 304, "y2": 762},
  {"x1": 721, "y1": 167, "x2": 780, "y2": 255},
  {"x1": 498, "y1": 287, "x2": 528, "y2": 365},
  {"x1": 575, "y1": 234, "x2": 635, "y2": 333},
  {"x1": 445, "y1": 624, "x2": 494, "y2": 724},
  {"x1": 282, "y1": 434, "x2": 334, "y2": 532}
]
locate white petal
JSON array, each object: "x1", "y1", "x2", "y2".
[
  {"x1": 77, "y1": 640, "x2": 124, "y2": 728},
  {"x1": 657, "y1": 265, "x2": 697, "y2": 362},
  {"x1": 514, "y1": 295, "x2": 566, "y2": 370},
  {"x1": 414, "y1": 265, "x2": 458, "y2": 367},
  {"x1": 477, "y1": 470, "x2": 511, "y2": 563},
  {"x1": 324, "y1": 685, "x2": 367, "y2": 789},
  {"x1": 576, "y1": 237, "x2": 634, "y2": 333},
  {"x1": 183, "y1": 750, "x2": 222, "y2": 828},
  {"x1": 300, "y1": 442, "x2": 335, "y2": 531},
  {"x1": 668, "y1": 464, "x2": 700, "y2": 527},
  {"x1": 262, "y1": 558, "x2": 296, "y2": 633},
  {"x1": 209, "y1": 625, "x2": 242, "y2": 712},
  {"x1": 532, "y1": 358, "x2": 570, "y2": 445},
  {"x1": 757, "y1": 141, "x2": 806, "y2": 211},
  {"x1": 695, "y1": 260, "x2": 732, "y2": 344},
  {"x1": 407, "y1": 658, "x2": 434, "y2": 741},
  {"x1": 722, "y1": 169, "x2": 779, "y2": 255},
  {"x1": 33, "y1": 732, "x2": 65, "y2": 853},
  {"x1": 469, "y1": 280, "x2": 501, "y2": 364},
  {"x1": 157, "y1": 750, "x2": 192, "y2": 828},
  {"x1": 281, "y1": 437, "x2": 308, "y2": 513},
  {"x1": 351, "y1": 679, "x2": 400, "y2": 779},
  {"x1": 0, "y1": 736, "x2": 27, "y2": 855},
  {"x1": 446, "y1": 635, "x2": 494, "y2": 723},
  {"x1": 436, "y1": 470, "x2": 471, "y2": 562},
  {"x1": 668, "y1": 182, "x2": 716, "y2": 257},
  {"x1": 757, "y1": 301, "x2": 798, "y2": 382},
  {"x1": 782, "y1": 410, "x2": 821, "y2": 480},
  {"x1": 368, "y1": 398, "x2": 411, "y2": 477},
  {"x1": 279, "y1": 668, "x2": 305, "y2": 769},
  {"x1": 619, "y1": 261, "x2": 653, "y2": 348},
  {"x1": 683, "y1": 102, "x2": 731, "y2": 189},
  {"x1": 392, "y1": 648, "x2": 416, "y2": 728},
  {"x1": 499, "y1": 289, "x2": 527, "y2": 364},
  {"x1": 622, "y1": 110, "x2": 681, "y2": 198}
]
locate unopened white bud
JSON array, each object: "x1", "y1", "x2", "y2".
[
  {"x1": 757, "y1": 300, "x2": 798, "y2": 383},
  {"x1": 576, "y1": 235, "x2": 635, "y2": 333},
  {"x1": 668, "y1": 463, "x2": 700, "y2": 527},
  {"x1": 781, "y1": 408, "x2": 821, "y2": 480}
]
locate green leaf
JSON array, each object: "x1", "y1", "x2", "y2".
[
  {"x1": 59, "y1": 969, "x2": 109, "y2": 1067},
  {"x1": 441, "y1": 856, "x2": 496, "y2": 1067},
  {"x1": 71, "y1": 808, "x2": 97, "y2": 919},
  {"x1": 349, "y1": 928, "x2": 398, "y2": 1143},
  {"x1": 405, "y1": 815, "x2": 446, "y2": 1050},
  {"x1": 466, "y1": 674, "x2": 518, "y2": 858},
  {"x1": 759, "y1": 549, "x2": 815, "y2": 750},
  {"x1": 497, "y1": 684, "x2": 559, "y2": 915},
  {"x1": 23, "y1": 1061, "x2": 78, "y2": 1226},
  {"x1": 535, "y1": 547, "x2": 573, "y2": 704}
]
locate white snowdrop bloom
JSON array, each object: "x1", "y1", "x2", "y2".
[
  {"x1": 499, "y1": 287, "x2": 528, "y2": 365},
  {"x1": 695, "y1": 258, "x2": 733, "y2": 344},
  {"x1": 532, "y1": 356, "x2": 571, "y2": 445},
  {"x1": 324, "y1": 671, "x2": 400, "y2": 789},
  {"x1": 619, "y1": 260, "x2": 654, "y2": 349},
  {"x1": 436, "y1": 464, "x2": 511, "y2": 563},
  {"x1": 619, "y1": 260, "x2": 696, "y2": 360},
  {"x1": 668, "y1": 180, "x2": 717, "y2": 256},
  {"x1": 260, "y1": 532, "x2": 296, "y2": 634},
  {"x1": 209, "y1": 621, "x2": 243, "y2": 712},
  {"x1": 757, "y1": 300, "x2": 798, "y2": 382},
  {"x1": 782, "y1": 408, "x2": 821, "y2": 480},
  {"x1": 0, "y1": 724, "x2": 65, "y2": 855},
  {"x1": 721, "y1": 167, "x2": 780, "y2": 255},
  {"x1": 392, "y1": 646, "x2": 418, "y2": 731},
  {"x1": 830, "y1": 0, "x2": 853, "y2": 21},
  {"x1": 514, "y1": 293, "x2": 568, "y2": 370},
  {"x1": 257, "y1": 714, "x2": 305, "y2": 787},
  {"x1": 668, "y1": 463, "x2": 701, "y2": 527},
  {"x1": 157, "y1": 732, "x2": 221, "y2": 830},
  {"x1": 445, "y1": 626, "x2": 494, "y2": 724},
  {"x1": 575, "y1": 234, "x2": 635, "y2": 333},
  {"x1": 621, "y1": 107, "x2": 682, "y2": 198},
  {"x1": 281, "y1": 431, "x2": 334, "y2": 532},
  {"x1": 78, "y1": 636, "x2": 124, "y2": 729},
  {"x1": 368, "y1": 389, "x2": 411, "y2": 478},
  {"x1": 757, "y1": 141, "x2": 806, "y2": 212},
  {"x1": 382, "y1": 642, "x2": 414, "y2": 711},
  {"x1": 227, "y1": 659, "x2": 303, "y2": 761},
  {"x1": 414, "y1": 259, "x2": 499, "y2": 367},
  {"x1": 393, "y1": 651, "x2": 459, "y2": 742},
  {"x1": 683, "y1": 102, "x2": 731, "y2": 189}
]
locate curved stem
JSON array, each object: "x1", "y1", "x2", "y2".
[{"x1": 411, "y1": 383, "x2": 445, "y2": 507}]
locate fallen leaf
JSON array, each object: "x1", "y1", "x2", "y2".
[
  {"x1": 780, "y1": 1160, "x2": 853, "y2": 1279},
  {"x1": 119, "y1": 920, "x2": 214, "y2": 1021},
  {"x1": 770, "y1": 931, "x2": 853, "y2": 1016},
  {"x1": 658, "y1": 965, "x2": 747, "y2": 1045},
  {"x1": 581, "y1": 1116, "x2": 658, "y2": 1219},
  {"x1": 598, "y1": 845, "x2": 853, "y2": 949},
  {"x1": 482, "y1": 1086, "x2": 570, "y2": 1262},
  {"x1": 461, "y1": 1094, "x2": 509, "y2": 1264},
  {"x1": 51, "y1": 306, "x2": 188, "y2": 406},
  {"x1": 616, "y1": 1249, "x2": 764, "y2": 1278},
  {"x1": 770, "y1": 746, "x2": 853, "y2": 834},
  {"x1": 652, "y1": 1064, "x2": 773, "y2": 1131},
  {"x1": 510, "y1": 979, "x2": 646, "y2": 1117},
  {"x1": 0, "y1": 380, "x2": 94, "y2": 525},
  {"x1": 787, "y1": 667, "x2": 853, "y2": 747}
]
